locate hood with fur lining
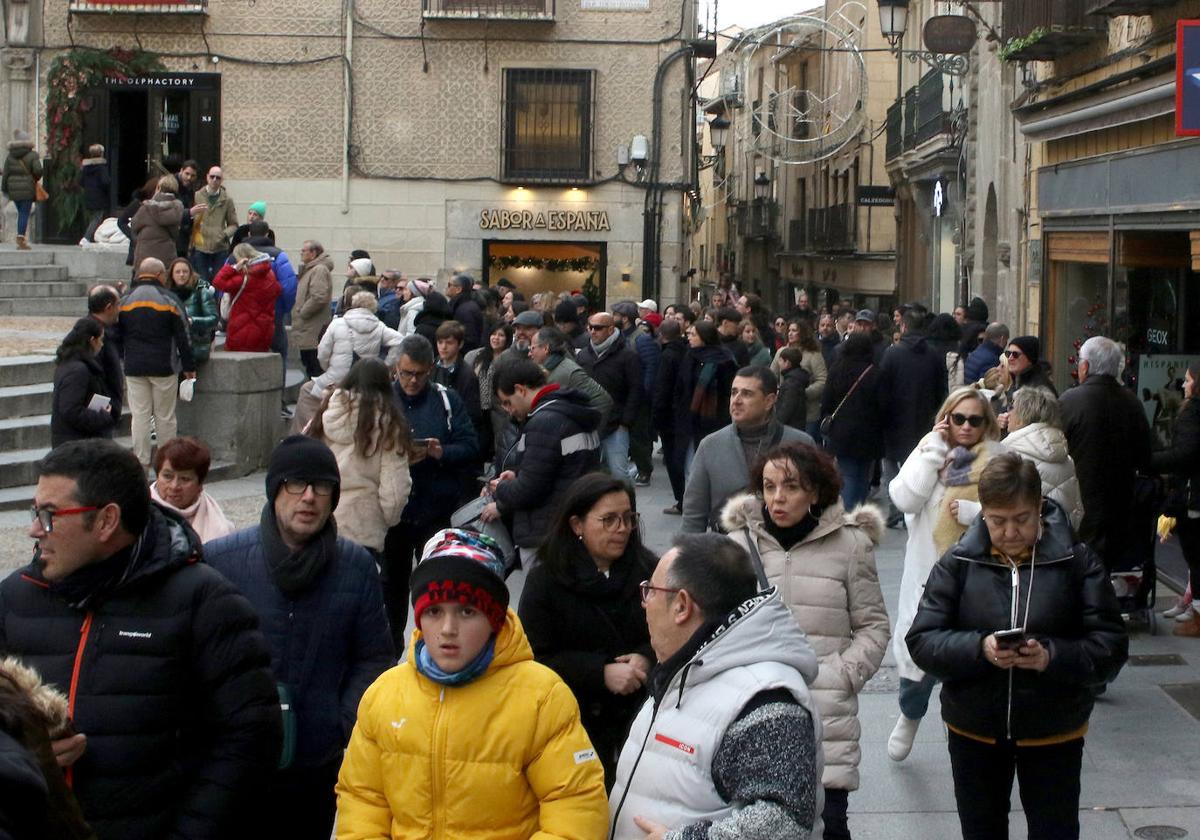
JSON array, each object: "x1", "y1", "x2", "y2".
[{"x1": 720, "y1": 492, "x2": 884, "y2": 547}]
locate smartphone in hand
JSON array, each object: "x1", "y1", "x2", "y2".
[{"x1": 994, "y1": 628, "x2": 1029, "y2": 651}]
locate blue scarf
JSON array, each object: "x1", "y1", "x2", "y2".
[{"x1": 414, "y1": 636, "x2": 496, "y2": 686}]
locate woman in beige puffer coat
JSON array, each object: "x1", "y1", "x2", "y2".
[
  {"x1": 308, "y1": 357, "x2": 412, "y2": 554},
  {"x1": 722, "y1": 441, "x2": 890, "y2": 837}
]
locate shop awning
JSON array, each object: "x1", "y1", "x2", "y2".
[{"x1": 1015, "y1": 70, "x2": 1175, "y2": 143}]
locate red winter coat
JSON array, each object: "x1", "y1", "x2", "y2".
[{"x1": 212, "y1": 257, "x2": 281, "y2": 352}]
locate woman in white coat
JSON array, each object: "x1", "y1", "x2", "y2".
[
  {"x1": 292, "y1": 291, "x2": 405, "y2": 433},
  {"x1": 887, "y1": 386, "x2": 1005, "y2": 762},
  {"x1": 308, "y1": 357, "x2": 412, "y2": 555},
  {"x1": 989, "y1": 386, "x2": 1083, "y2": 530},
  {"x1": 723, "y1": 441, "x2": 890, "y2": 840}
]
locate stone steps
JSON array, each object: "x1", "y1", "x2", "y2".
[
  {"x1": 0, "y1": 382, "x2": 53, "y2": 419},
  {"x1": 0, "y1": 436, "x2": 134, "y2": 489},
  {"x1": 0, "y1": 299, "x2": 89, "y2": 315},
  {"x1": 0, "y1": 281, "x2": 90, "y2": 299},
  {"x1": 0, "y1": 264, "x2": 71, "y2": 284},
  {"x1": 0, "y1": 411, "x2": 132, "y2": 451},
  {"x1": 0, "y1": 356, "x2": 55, "y2": 388},
  {"x1": 0, "y1": 459, "x2": 240, "y2": 512}
]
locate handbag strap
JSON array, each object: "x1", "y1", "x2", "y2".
[
  {"x1": 828, "y1": 364, "x2": 873, "y2": 422},
  {"x1": 742, "y1": 527, "x2": 770, "y2": 590},
  {"x1": 228, "y1": 272, "x2": 249, "y2": 311}
]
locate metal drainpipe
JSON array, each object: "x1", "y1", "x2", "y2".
[{"x1": 341, "y1": 0, "x2": 352, "y2": 215}]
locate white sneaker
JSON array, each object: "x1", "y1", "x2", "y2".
[
  {"x1": 1164, "y1": 600, "x2": 1194, "y2": 619},
  {"x1": 888, "y1": 715, "x2": 921, "y2": 762},
  {"x1": 1175, "y1": 605, "x2": 1198, "y2": 623}
]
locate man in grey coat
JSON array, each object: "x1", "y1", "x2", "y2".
[
  {"x1": 681, "y1": 366, "x2": 813, "y2": 533},
  {"x1": 530, "y1": 326, "x2": 613, "y2": 429}
]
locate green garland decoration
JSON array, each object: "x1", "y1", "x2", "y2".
[
  {"x1": 488, "y1": 254, "x2": 600, "y2": 273},
  {"x1": 580, "y1": 270, "x2": 601, "y2": 311},
  {"x1": 45, "y1": 47, "x2": 165, "y2": 229},
  {"x1": 999, "y1": 27, "x2": 1048, "y2": 62}
]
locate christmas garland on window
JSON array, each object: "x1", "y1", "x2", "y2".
[
  {"x1": 488, "y1": 255, "x2": 599, "y2": 273},
  {"x1": 45, "y1": 47, "x2": 165, "y2": 228}
]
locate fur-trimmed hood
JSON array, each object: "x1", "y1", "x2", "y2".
[
  {"x1": 80, "y1": 157, "x2": 107, "y2": 167},
  {"x1": 0, "y1": 656, "x2": 71, "y2": 739},
  {"x1": 720, "y1": 491, "x2": 884, "y2": 547}
]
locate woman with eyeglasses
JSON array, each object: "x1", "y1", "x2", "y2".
[
  {"x1": 722, "y1": 442, "x2": 890, "y2": 840},
  {"x1": 517, "y1": 472, "x2": 657, "y2": 788},
  {"x1": 150, "y1": 436, "x2": 235, "y2": 543},
  {"x1": 887, "y1": 386, "x2": 1006, "y2": 762},
  {"x1": 307, "y1": 357, "x2": 413, "y2": 558},
  {"x1": 907, "y1": 453, "x2": 1126, "y2": 840}
]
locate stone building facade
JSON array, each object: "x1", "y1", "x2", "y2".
[{"x1": 2, "y1": 0, "x2": 697, "y2": 302}]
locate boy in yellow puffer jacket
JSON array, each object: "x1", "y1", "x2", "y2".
[{"x1": 336, "y1": 529, "x2": 609, "y2": 840}]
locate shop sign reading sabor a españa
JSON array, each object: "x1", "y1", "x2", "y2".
[{"x1": 480, "y1": 209, "x2": 611, "y2": 232}]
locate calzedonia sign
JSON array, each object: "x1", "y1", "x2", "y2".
[{"x1": 480, "y1": 208, "x2": 611, "y2": 232}]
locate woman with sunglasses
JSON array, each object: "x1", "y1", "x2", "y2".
[
  {"x1": 887, "y1": 386, "x2": 1005, "y2": 762},
  {"x1": 722, "y1": 442, "x2": 889, "y2": 840},
  {"x1": 517, "y1": 472, "x2": 657, "y2": 788},
  {"x1": 994, "y1": 336, "x2": 1057, "y2": 431}
]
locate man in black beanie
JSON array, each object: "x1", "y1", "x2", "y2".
[{"x1": 205, "y1": 435, "x2": 393, "y2": 840}]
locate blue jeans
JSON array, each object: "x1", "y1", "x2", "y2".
[
  {"x1": 14, "y1": 199, "x2": 32, "y2": 236},
  {"x1": 191, "y1": 249, "x2": 228, "y2": 287},
  {"x1": 601, "y1": 426, "x2": 636, "y2": 480},
  {"x1": 838, "y1": 455, "x2": 873, "y2": 510},
  {"x1": 899, "y1": 674, "x2": 938, "y2": 720}
]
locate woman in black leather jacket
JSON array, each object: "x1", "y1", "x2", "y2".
[{"x1": 907, "y1": 452, "x2": 1127, "y2": 840}]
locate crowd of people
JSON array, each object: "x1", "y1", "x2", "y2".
[{"x1": 3, "y1": 158, "x2": 1199, "y2": 839}]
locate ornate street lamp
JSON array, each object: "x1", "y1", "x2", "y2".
[
  {"x1": 708, "y1": 115, "x2": 730, "y2": 152},
  {"x1": 877, "y1": 0, "x2": 908, "y2": 50},
  {"x1": 753, "y1": 171, "x2": 770, "y2": 200}
]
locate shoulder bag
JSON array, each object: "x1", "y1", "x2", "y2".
[
  {"x1": 17, "y1": 156, "x2": 48, "y2": 202},
  {"x1": 741, "y1": 526, "x2": 770, "y2": 590},
  {"x1": 819, "y1": 363, "x2": 873, "y2": 439}
]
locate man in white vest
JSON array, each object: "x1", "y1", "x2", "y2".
[{"x1": 609, "y1": 534, "x2": 823, "y2": 840}]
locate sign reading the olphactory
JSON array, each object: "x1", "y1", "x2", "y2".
[{"x1": 1176, "y1": 20, "x2": 1200, "y2": 136}]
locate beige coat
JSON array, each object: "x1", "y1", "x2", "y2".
[
  {"x1": 318, "y1": 388, "x2": 411, "y2": 552},
  {"x1": 723, "y1": 494, "x2": 890, "y2": 791},
  {"x1": 771, "y1": 345, "x2": 828, "y2": 424},
  {"x1": 291, "y1": 252, "x2": 334, "y2": 350}
]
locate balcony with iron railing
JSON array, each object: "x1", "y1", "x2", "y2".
[
  {"x1": 69, "y1": 0, "x2": 206, "y2": 13},
  {"x1": 902, "y1": 87, "x2": 918, "y2": 152},
  {"x1": 915, "y1": 70, "x2": 952, "y2": 147},
  {"x1": 423, "y1": 0, "x2": 554, "y2": 21},
  {"x1": 1001, "y1": 0, "x2": 1106, "y2": 62},
  {"x1": 788, "y1": 218, "x2": 808, "y2": 252},
  {"x1": 885, "y1": 99, "x2": 903, "y2": 161},
  {"x1": 808, "y1": 204, "x2": 855, "y2": 252},
  {"x1": 736, "y1": 202, "x2": 779, "y2": 241}
]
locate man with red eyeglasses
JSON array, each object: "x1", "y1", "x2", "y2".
[{"x1": 0, "y1": 439, "x2": 281, "y2": 840}]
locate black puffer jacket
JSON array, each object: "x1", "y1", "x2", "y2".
[
  {"x1": 50, "y1": 354, "x2": 116, "y2": 447},
  {"x1": 906, "y1": 500, "x2": 1128, "y2": 742},
  {"x1": 878, "y1": 332, "x2": 949, "y2": 462},
  {"x1": 651, "y1": 337, "x2": 686, "y2": 434},
  {"x1": 449, "y1": 293, "x2": 484, "y2": 353},
  {"x1": 414, "y1": 292, "x2": 452, "y2": 346},
  {"x1": 1153, "y1": 397, "x2": 1200, "y2": 514},
  {"x1": 517, "y1": 545, "x2": 656, "y2": 778},
  {"x1": 496, "y1": 387, "x2": 602, "y2": 547},
  {"x1": 0, "y1": 505, "x2": 282, "y2": 840},
  {"x1": 576, "y1": 334, "x2": 643, "y2": 434}
]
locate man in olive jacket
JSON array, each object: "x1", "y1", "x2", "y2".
[
  {"x1": 189, "y1": 165, "x2": 238, "y2": 285},
  {"x1": 293, "y1": 240, "x2": 334, "y2": 379}
]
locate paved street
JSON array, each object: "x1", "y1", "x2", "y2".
[{"x1": 5, "y1": 455, "x2": 1200, "y2": 837}]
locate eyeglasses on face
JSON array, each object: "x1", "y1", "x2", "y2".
[
  {"x1": 282, "y1": 478, "x2": 336, "y2": 497},
  {"x1": 30, "y1": 505, "x2": 98, "y2": 533},
  {"x1": 639, "y1": 580, "x2": 681, "y2": 602},
  {"x1": 587, "y1": 323, "x2": 610, "y2": 332},
  {"x1": 396, "y1": 368, "x2": 430, "y2": 380},
  {"x1": 208, "y1": 174, "x2": 222, "y2": 181},
  {"x1": 950, "y1": 412, "x2": 985, "y2": 428},
  {"x1": 1004, "y1": 350, "x2": 1024, "y2": 359},
  {"x1": 593, "y1": 511, "x2": 640, "y2": 532}
]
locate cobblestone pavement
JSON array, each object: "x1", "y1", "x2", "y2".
[{"x1": 0, "y1": 316, "x2": 75, "y2": 356}]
